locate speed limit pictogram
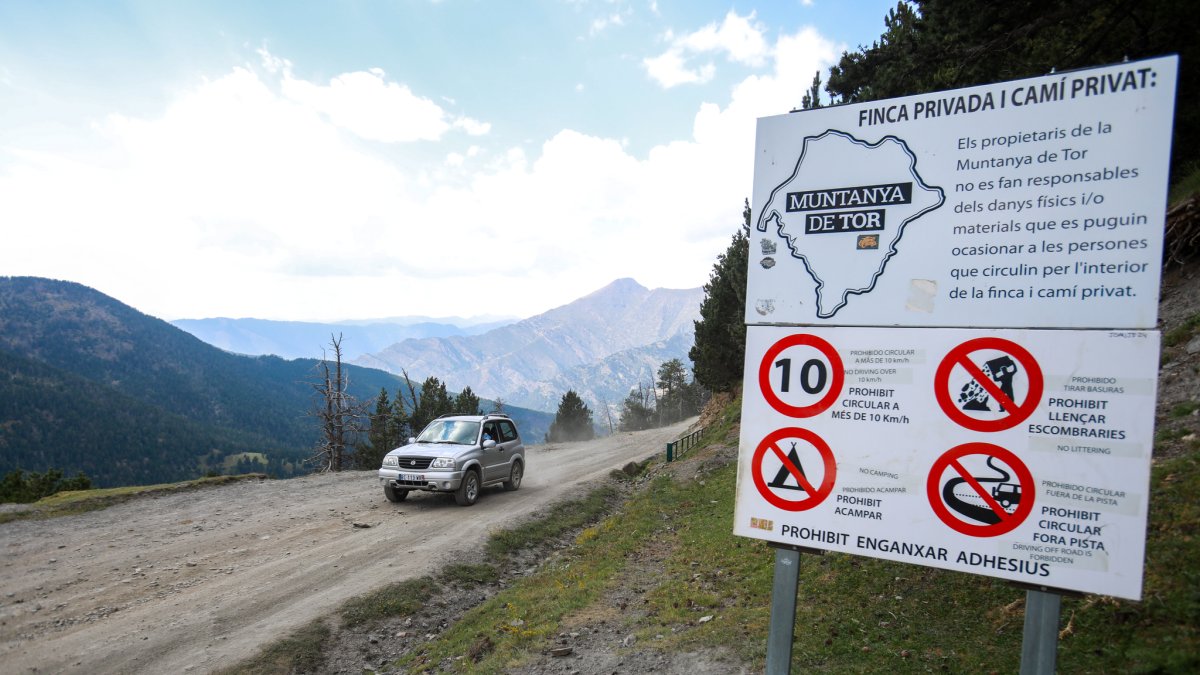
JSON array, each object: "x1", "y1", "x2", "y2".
[{"x1": 758, "y1": 333, "x2": 844, "y2": 418}]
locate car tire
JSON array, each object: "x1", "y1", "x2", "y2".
[
  {"x1": 503, "y1": 461, "x2": 523, "y2": 491},
  {"x1": 455, "y1": 469, "x2": 480, "y2": 506},
  {"x1": 384, "y1": 484, "x2": 409, "y2": 503}
]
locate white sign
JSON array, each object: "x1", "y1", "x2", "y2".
[
  {"x1": 733, "y1": 325, "x2": 1159, "y2": 600},
  {"x1": 746, "y1": 56, "x2": 1177, "y2": 329}
]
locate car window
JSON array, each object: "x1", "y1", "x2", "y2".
[
  {"x1": 497, "y1": 420, "x2": 518, "y2": 442},
  {"x1": 482, "y1": 422, "x2": 497, "y2": 442},
  {"x1": 417, "y1": 420, "x2": 480, "y2": 444}
]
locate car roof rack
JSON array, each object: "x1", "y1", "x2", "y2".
[{"x1": 434, "y1": 412, "x2": 512, "y2": 420}]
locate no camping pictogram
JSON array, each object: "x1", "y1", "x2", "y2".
[
  {"x1": 926, "y1": 442, "x2": 1035, "y2": 537},
  {"x1": 751, "y1": 427, "x2": 837, "y2": 512},
  {"x1": 758, "y1": 333, "x2": 845, "y2": 418},
  {"x1": 934, "y1": 337, "x2": 1043, "y2": 432}
]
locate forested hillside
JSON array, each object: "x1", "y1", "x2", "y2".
[{"x1": 0, "y1": 277, "x2": 550, "y2": 487}]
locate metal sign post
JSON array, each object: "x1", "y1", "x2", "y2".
[
  {"x1": 1020, "y1": 589, "x2": 1062, "y2": 674},
  {"x1": 766, "y1": 544, "x2": 801, "y2": 674}
]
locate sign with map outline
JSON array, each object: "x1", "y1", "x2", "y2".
[{"x1": 746, "y1": 56, "x2": 1177, "y2": 330}]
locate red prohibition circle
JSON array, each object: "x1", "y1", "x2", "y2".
[
  {"x1": 926, "y1": 442, "x2": 1035, "y2": 537},
  {"x1": 758, "y1": 333, "x2": 844, "y2": 418},
  {"x1": 934, "y1": 337, "x2": 1043, "y2": 432},
  {"x1": 751, "y1": 427, "x2": 837, "y2": 512}
]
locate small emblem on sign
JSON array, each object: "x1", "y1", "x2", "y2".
[
  {"x1": 755, "y1": 299, "x2": 776, "y2": 315},
  {"x1": 760, "y1": 239, "x2": 777, "y2": 255},
  {"x1": 857, "y1": 234, "x2": 879, "y2": 249},
  {"x1": 750, "y1": 517, "x2": 774, "y2": 531},
  {"x1": 760, "y1": 257, "x2": 776, "y2": 269}
]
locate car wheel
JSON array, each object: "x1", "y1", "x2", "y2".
[
  {"x1": 503, "y1": 461, "x2": 523, "y2": 491},
  {"x1": 384, "y1": 484, "x2": 409, "y2": 503},
  {"x1": 455, "y1": 469, "x2": 480, "y2": 506}
]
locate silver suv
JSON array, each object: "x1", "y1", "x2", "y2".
[{"x1": 378, "y1": 413, "x2": 525, "y2": 506}]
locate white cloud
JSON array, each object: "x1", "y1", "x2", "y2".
[
  {"x1": 679, "y1": 11, "x2": 769, "y2": 66},
  {"x1": 643, "y1": 11, "x2": 769, "y2": 88},
  {"x1": 0, "y1": 27, "x2": 841, "y2": 321},
  {"x1": 590, "y1": 13, "x2": 625, "y2": 35},
  {"x1": 643, "y1": 50, "x2": 715, "y2": 87},
  {"x1": 280, "y1": 68, "x2": 452, "y2": 143},
  {"x1": 453, "y1": 116, "x2": 491, "y2": 136}
]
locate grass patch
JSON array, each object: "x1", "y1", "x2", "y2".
[
  {"x1": 215, "y1": 618, "x2": 331, "y2": 675},
  {"x1": 1052, "y1": 450, "x2": 1200, "y2": 672},
  {"x1": 0, "y1": 474, "x2": 267, "y2": 524},
  {"x1": 1163, "y1": 312, "x2": 1200, "y2": 348},
  {"x1": 485, "y1": 484, "x2": 618, "y2": 557},
  {"x1": 1169, "y1": 401, "x2": 1199, "y2": 419},
  {"x1": 1168, "y1": 164, "x2": 1200, "y2": 207},
  {"x1": 339, "y1": 577, "x2": 440, "y2": 628},
  {"x1": 442, "y1": 563, "x2": 501, "y2": 586}
]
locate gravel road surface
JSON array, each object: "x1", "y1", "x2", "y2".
[{"x1": 0, "y1": 420, "x2": 695, "y2": 674}]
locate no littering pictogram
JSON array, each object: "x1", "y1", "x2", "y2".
[
  {"x1": 751, "y1": 427, "x2": 837, "y2": 512},
  {"x1": 758, "y1": 333, "x2": 845, "y2": 418},
  {"x1": 927, "y1": 442, "x2": 1034, "y2": 537},
  {"x1": 934, "y1": 336, "x2": 1043, "y2": 432}
]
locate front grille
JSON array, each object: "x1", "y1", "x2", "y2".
[
  {"x1": 393, "y1": 478, "x2": 428, "y2": 487},
  {"x1": 394, "y1": 457, "x2": 434, "y2": 470}
]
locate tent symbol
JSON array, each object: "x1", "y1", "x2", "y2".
[{"x1": 768, "y1": 443, "x2": 808, "y2": 492}]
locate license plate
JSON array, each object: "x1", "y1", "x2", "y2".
[{"x1": 400, "y1": 473, "x2": 423, "y2": 482}]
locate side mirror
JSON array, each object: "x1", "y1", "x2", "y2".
[
  {"x1": 482, "y1": 439, "x2": 497, "y2": 450},
  {"x1": 407, "y1": 437, "x2": 417, "y2": 445}
]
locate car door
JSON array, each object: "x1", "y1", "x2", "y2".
[
  {"x1": 494, "y1": 420, "x2": 521, "y2": 478},
  {"x1": 480, "y1": 421, "x2": 505, "y2": 482}
]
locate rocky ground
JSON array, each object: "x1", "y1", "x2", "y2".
[{"x1": 1153, "y1": 264, "x2": 1200, "y2": 459}]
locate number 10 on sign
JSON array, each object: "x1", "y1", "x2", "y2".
[{"x1": 758, "y1": 333, "x2": 844, "y2": 418}]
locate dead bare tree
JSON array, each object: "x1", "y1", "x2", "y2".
[
  {"x1": 596, "y1": 394, "x2": 616, "y2": 436},
  {"x1": 308, "y1": 334, "x2": 367, "y2": 472}
]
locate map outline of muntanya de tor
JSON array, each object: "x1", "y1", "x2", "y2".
[{"x1": 755, "y1": 129, "x2": 945, "y2": 319}]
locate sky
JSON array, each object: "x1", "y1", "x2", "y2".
[{"x1": 0, "y1": 0, "x2": 898, "y2": 322}]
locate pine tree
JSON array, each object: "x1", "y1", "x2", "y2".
[
  {"x1": 548, "y1": 390, "x2": 595, "y2": 442},
  {"x1": 689, "y1": 201, "x2": 750, "y2": 392},
  {"x1": 618, "y1": 383, "x2": 655, "y2": 432},
  {"x1": 453, "y1": 386, "x2": 482, "y2": 415},
  {"x1": 656, "y1": 358, "x2": 689, "y2": 425},
  {"x1": 409, "y1": 376, "x2": 453, "y2": 434},
  {"x1": 363, "y1": 387, "x2": 401, "y2": 469}
]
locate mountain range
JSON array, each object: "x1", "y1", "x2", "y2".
[
  {"x1": 171, "y1": 316, "x2": 515, "y2": 361},
  {"x1": 352, "y1": 278, "x2": 704, "y2": 413},
  {"x1": 0, "y1": 277, "x2": 551, "y2": 487}
]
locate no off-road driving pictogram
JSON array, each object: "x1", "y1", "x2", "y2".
[
  {"x1": 759, "y1": 333, "x2": 845, "y2": 418},
  {"x1": 934, "y1": 337, "x2": 1044, "y2": 432},
  {"x1": 927, "y1": 442, "x2": 1035, "y2": 537},
  {"x1": 751, "y1": 427, "x2": 837, "y2": 512}
]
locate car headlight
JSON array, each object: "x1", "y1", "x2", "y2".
[
  {"x1": 429, "y1": 457, "x2": 455, "y2": 469},
  {"x1": 382, "y1": 456, "x2": 399, "y2": 467}
]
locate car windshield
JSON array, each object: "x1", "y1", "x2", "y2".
[{"x1": 416, "y1": 420, "x2": 480, "y2": 445}]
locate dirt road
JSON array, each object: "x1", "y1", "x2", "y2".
[{"x1": 0, "y1": 419, "x2": 695, "y2": 674}]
